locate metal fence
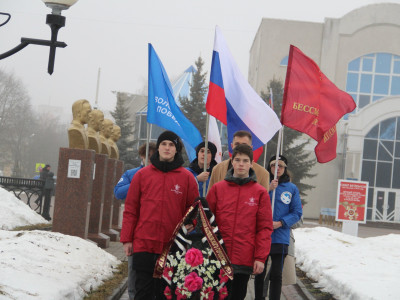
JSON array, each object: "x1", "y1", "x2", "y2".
[{"x1": 0, "y1": 176, "x2": 45, "y2": 214}]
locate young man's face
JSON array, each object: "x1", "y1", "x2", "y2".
[
  {"x1": 231, "y1": 136, "x2": 252, "y2": 150},
  {"x1": 198, "y1": 147, "x2": 212, "y2": 166},
  {"x1": 232, "y1": 153, "x2": 252, "y2": 178},
  {"x1": 158, "y1": 141, "x2": 177, "y2": 162}
]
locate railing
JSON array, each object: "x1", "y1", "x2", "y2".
[
  {"x1": 0, "y1": 176, "x2": 45, "y2": 214},
  {"x1": 319, "y1": 208, "x2": 342, "y2": 227}
]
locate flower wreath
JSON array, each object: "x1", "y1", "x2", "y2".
[
  {"x1": 154, "y1": 198, "x2": 233, "y2": 300},
  {"x1": 163, "y1": 247, "x2": 229, "y2": 300}
]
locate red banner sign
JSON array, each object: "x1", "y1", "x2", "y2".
[{"x1": 336, "y1": 180, "x2": 368, "y2": 223}]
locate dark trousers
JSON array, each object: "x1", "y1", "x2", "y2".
[
  {"x1": 127, "y1": 255, "x2": 137, "y2": 299},
  {"x1": 41, "y1": 189, "x2": 52, "y2": 220},
  {"x1": 254, "y1": 251, "x2": 287, "y2": 300},
  {"x1": 227, "y1": 273, "x2": 250, "y2": 300},
  {"x1": 132, "y1": 252, "x2": 165, "y2": 300}
]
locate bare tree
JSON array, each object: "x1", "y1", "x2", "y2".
[{"x1": 0, "y1": 69, "x2": 68, "y2": 178}]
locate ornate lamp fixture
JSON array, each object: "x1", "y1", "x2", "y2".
[{"x1": 0, "y1": 0, "x2": 79, "y2": 74}]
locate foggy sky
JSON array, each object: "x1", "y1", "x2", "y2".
[{"x1": 1, "y1": 0, "x2": 397, "y2": 115}]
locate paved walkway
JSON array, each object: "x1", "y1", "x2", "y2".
[
  {"x1": 105, "y1": 221, "x2": 400, "y2": 300},
  {"x1": 105, "y1": 242, "x2": 290, "y2": 300}
]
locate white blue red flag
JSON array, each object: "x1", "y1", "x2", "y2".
[
  {"x1": 206, "y1": 26, "x2": 281, "y2": 158},
  {"x1": 208, "y1": 116, "x2": 223, "y2": 163}
]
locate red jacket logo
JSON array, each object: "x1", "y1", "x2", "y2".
[
  {"x1": 171, "y1": 184, "x2": 182, "y2": 194},
  {"x1": 245, "y1": 197, "x2": 257, "y2": 207}
]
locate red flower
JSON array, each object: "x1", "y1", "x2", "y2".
[
  {"x1": 185, "y1": 248, "x2": 204, "y2": 267},
  {"x1": 219, "y1": 286, "x2": 228, "y2": 300},
  {"x1": 164, "y1": 286, "x2": 172, "y2": 300},
  {"x1": 163, "y1": 266, "x2": 173, "y2": 280},
  {"x1": 175, "y1": 287, "x2": 188, "y2": 300},
  {"x1": 202, "y1": 286, "x2": 215, "y2": 300},
  {"x1": 184, "y1": 272, "x2": 203, "y2": 292},
  {"x1": 219, "y1": 269, "x2": 229, "y2": 284}
]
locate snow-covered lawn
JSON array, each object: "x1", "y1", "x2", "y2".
[
  {"x1": 294, "y1": 227, "x2": 400, "y2": 300},
  {"x1": 0, "y1": 188, "x2": 119, "y2": 300}
]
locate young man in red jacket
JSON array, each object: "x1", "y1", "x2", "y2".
[
  {"x1": 207, "y1": 144, "x2": 273, "y2": 300},
  {"x1": 120, "y1": 131, "x2": 199, "y2": 300}
]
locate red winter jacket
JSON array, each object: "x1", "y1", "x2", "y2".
[
  {"x1": 120, "y1": 164, "x2": 199, "y2": 254},
  {"x1": 206, "y1": 172, "x2": 273, "y2": 267}
]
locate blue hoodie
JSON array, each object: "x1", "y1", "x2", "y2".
[
  {"x1": 114, "y1": 165, "x2": 144, "y2": 200},
  {"x1": 269, "y1": 181, "x2": 302, "y2": 245}
]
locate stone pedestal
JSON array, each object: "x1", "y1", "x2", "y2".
[
  {"x1": 52, "y1": 148, "x2": 95, "y2": 239},
  {"x1": 101, "y1": 158, "x2": 119, "y2": 241},
  {"x1": 87, "y1": 154, "x2": 110, "y2": 248},
  {"x1": 112, "y1": 160, "x2": 124, "y2": 233}
]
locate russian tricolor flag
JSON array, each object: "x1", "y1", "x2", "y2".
[{"x1": 206, "y1": 26, "x2": 281, "y2": 159}]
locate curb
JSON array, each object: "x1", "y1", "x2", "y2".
[
  {"x1": 107, "y1": 277, "x2": 128, "y2": 300},
  {"x1": 295, "y1": 276, "x2": 317, "y2": 300}
]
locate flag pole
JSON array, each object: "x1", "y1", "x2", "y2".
[
  {"x1": 263, "y1": 87, "x2": 274, "y2": 168},
  {"x1": 271, "y1": 128, "x2": 282, "y2": 214},
  {"x1": 203, "y1": 114, "x2": 210, "y2": 196},
  {"x1": 145, "y1": 122, "x2": 151, "y2": 166},
  {"x1": 263, "y1": 144, "x2": 268, "y2": 169},
  {"x1": 280, "y1": 126, "x2": 284, "y2": 155}
]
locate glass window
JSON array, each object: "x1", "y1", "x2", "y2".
[
  {"x1": 393, "y1": 159, "x2": 400, "y2": 188},
  {"x1": 397, "y1": 117, "x2": 400, "y2": 140},
  {"x1": 366, "y1": 124, "x2": 379, "y2": 138},
  {"x1": 346, "y1": 73, "x2": 359, "y2": 92},
  {"x1": 396, "y1": 117, "x2": 400, "y2": 141},
  {"x1": 139, "y1": 115, "x2": 147, "y2": 138},
  {"x1": 373, "y1": 95, "x2": 382, "y2": 102},
  {"x1": 395, "y1": 142, "x2": 400, "y2": 158},
  {"x1": 358, "y1": 94, "x2": 370, "y2": 108},
  {"x1": 380, "y1": 118, "x2": 396, "y2": 140},
  {"x1": 367, "y1": 187, "x2": 374, "y2": 208},
  {"x1": 390, "y1": 76, "x2": 400, "y2": 95},
  {"x1": 151, "y1": 124, "x2": 164, "y2": 139},
  {"x1": 375, "y1": 53, "x2": 392, "y2": 73},
  {"x1": 362, "y1": 58, "x2": 373, "y2": 72},
  {"x1": 280, "y1": 56, "x2": 288, "y2": 66},
  {"x1": 361, "y1": 160, "x2": 376, "y2": 186},
  {"x1": 360, "y1": 74, "x2": 372, "y2": 93},
  {"x1": 378, "y1": 141, "x2": 393, "y2": 161},
  {"x1": 363, "y1": 139, "x2": 377, "y2": 159},
  {"x1": 374, "y1": 75, "x2": 390, "y2": 94},
  {"x1": 394, "y1": 60, "x2": 400, "y2": 74},
  {"x1": 348, "y1": 58, "x2": 360, "y2": 71},
  {"x1": 376, "y1": 162, "x2": 392, "y2": 188},
  {"x1": 367, "y1": 208, "x2": 372, "y2": 221}
]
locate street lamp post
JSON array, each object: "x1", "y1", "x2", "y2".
[{"x1": 0, "y1": 0, "x2": 79, "y2": 74}]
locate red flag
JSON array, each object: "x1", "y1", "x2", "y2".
[{"x1": 281, "y1": 45, "x2": 356, "y2": 163}]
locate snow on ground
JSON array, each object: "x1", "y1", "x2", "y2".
[
  {"x1": 0, "y1": 187, "x2": 119, "y2": 300},
  {"x1": 294, "y1": 227, "x2": 400, "y2": 300},
  {"x1": 0, "y1": 188, "x2": 48, "y2": 230},
  {"x1": 2, "y1": 186, "x2": 400, "y2": 300}
]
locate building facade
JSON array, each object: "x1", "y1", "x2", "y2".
[{"x1": 248, "y1": 3, "x2": 400, "y2": 222}]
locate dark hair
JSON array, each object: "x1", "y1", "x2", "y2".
[
  {"x1": 195, "y1": 141, "x2": 217, "y2": 160},
  {"x1": 232, "y1": 144, "x2": 253, "y2": 161},
  {"x1": 233, "y1": 130, "x2": 252, "y2": 141},
  {"x1": 138, "y1": 142, "x2": 157, "y2": 157},
  {"x1": 267, "y1": 155, "x2": 290, "y2": 183}
]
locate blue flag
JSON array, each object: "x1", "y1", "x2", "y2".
[{"x1": 147, "y1": 44, "x2": 202, "y2": 161}]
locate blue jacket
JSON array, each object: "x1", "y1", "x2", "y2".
[
  {"x1": 269, "y1": 181, "x2": 302, "y2": 245},
  {"x1": 114, "y1": 166, "x2": 143, "y2": 200},
  {"x1": 186, "y1": 167, "x2": 206, "y2": 197}
]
